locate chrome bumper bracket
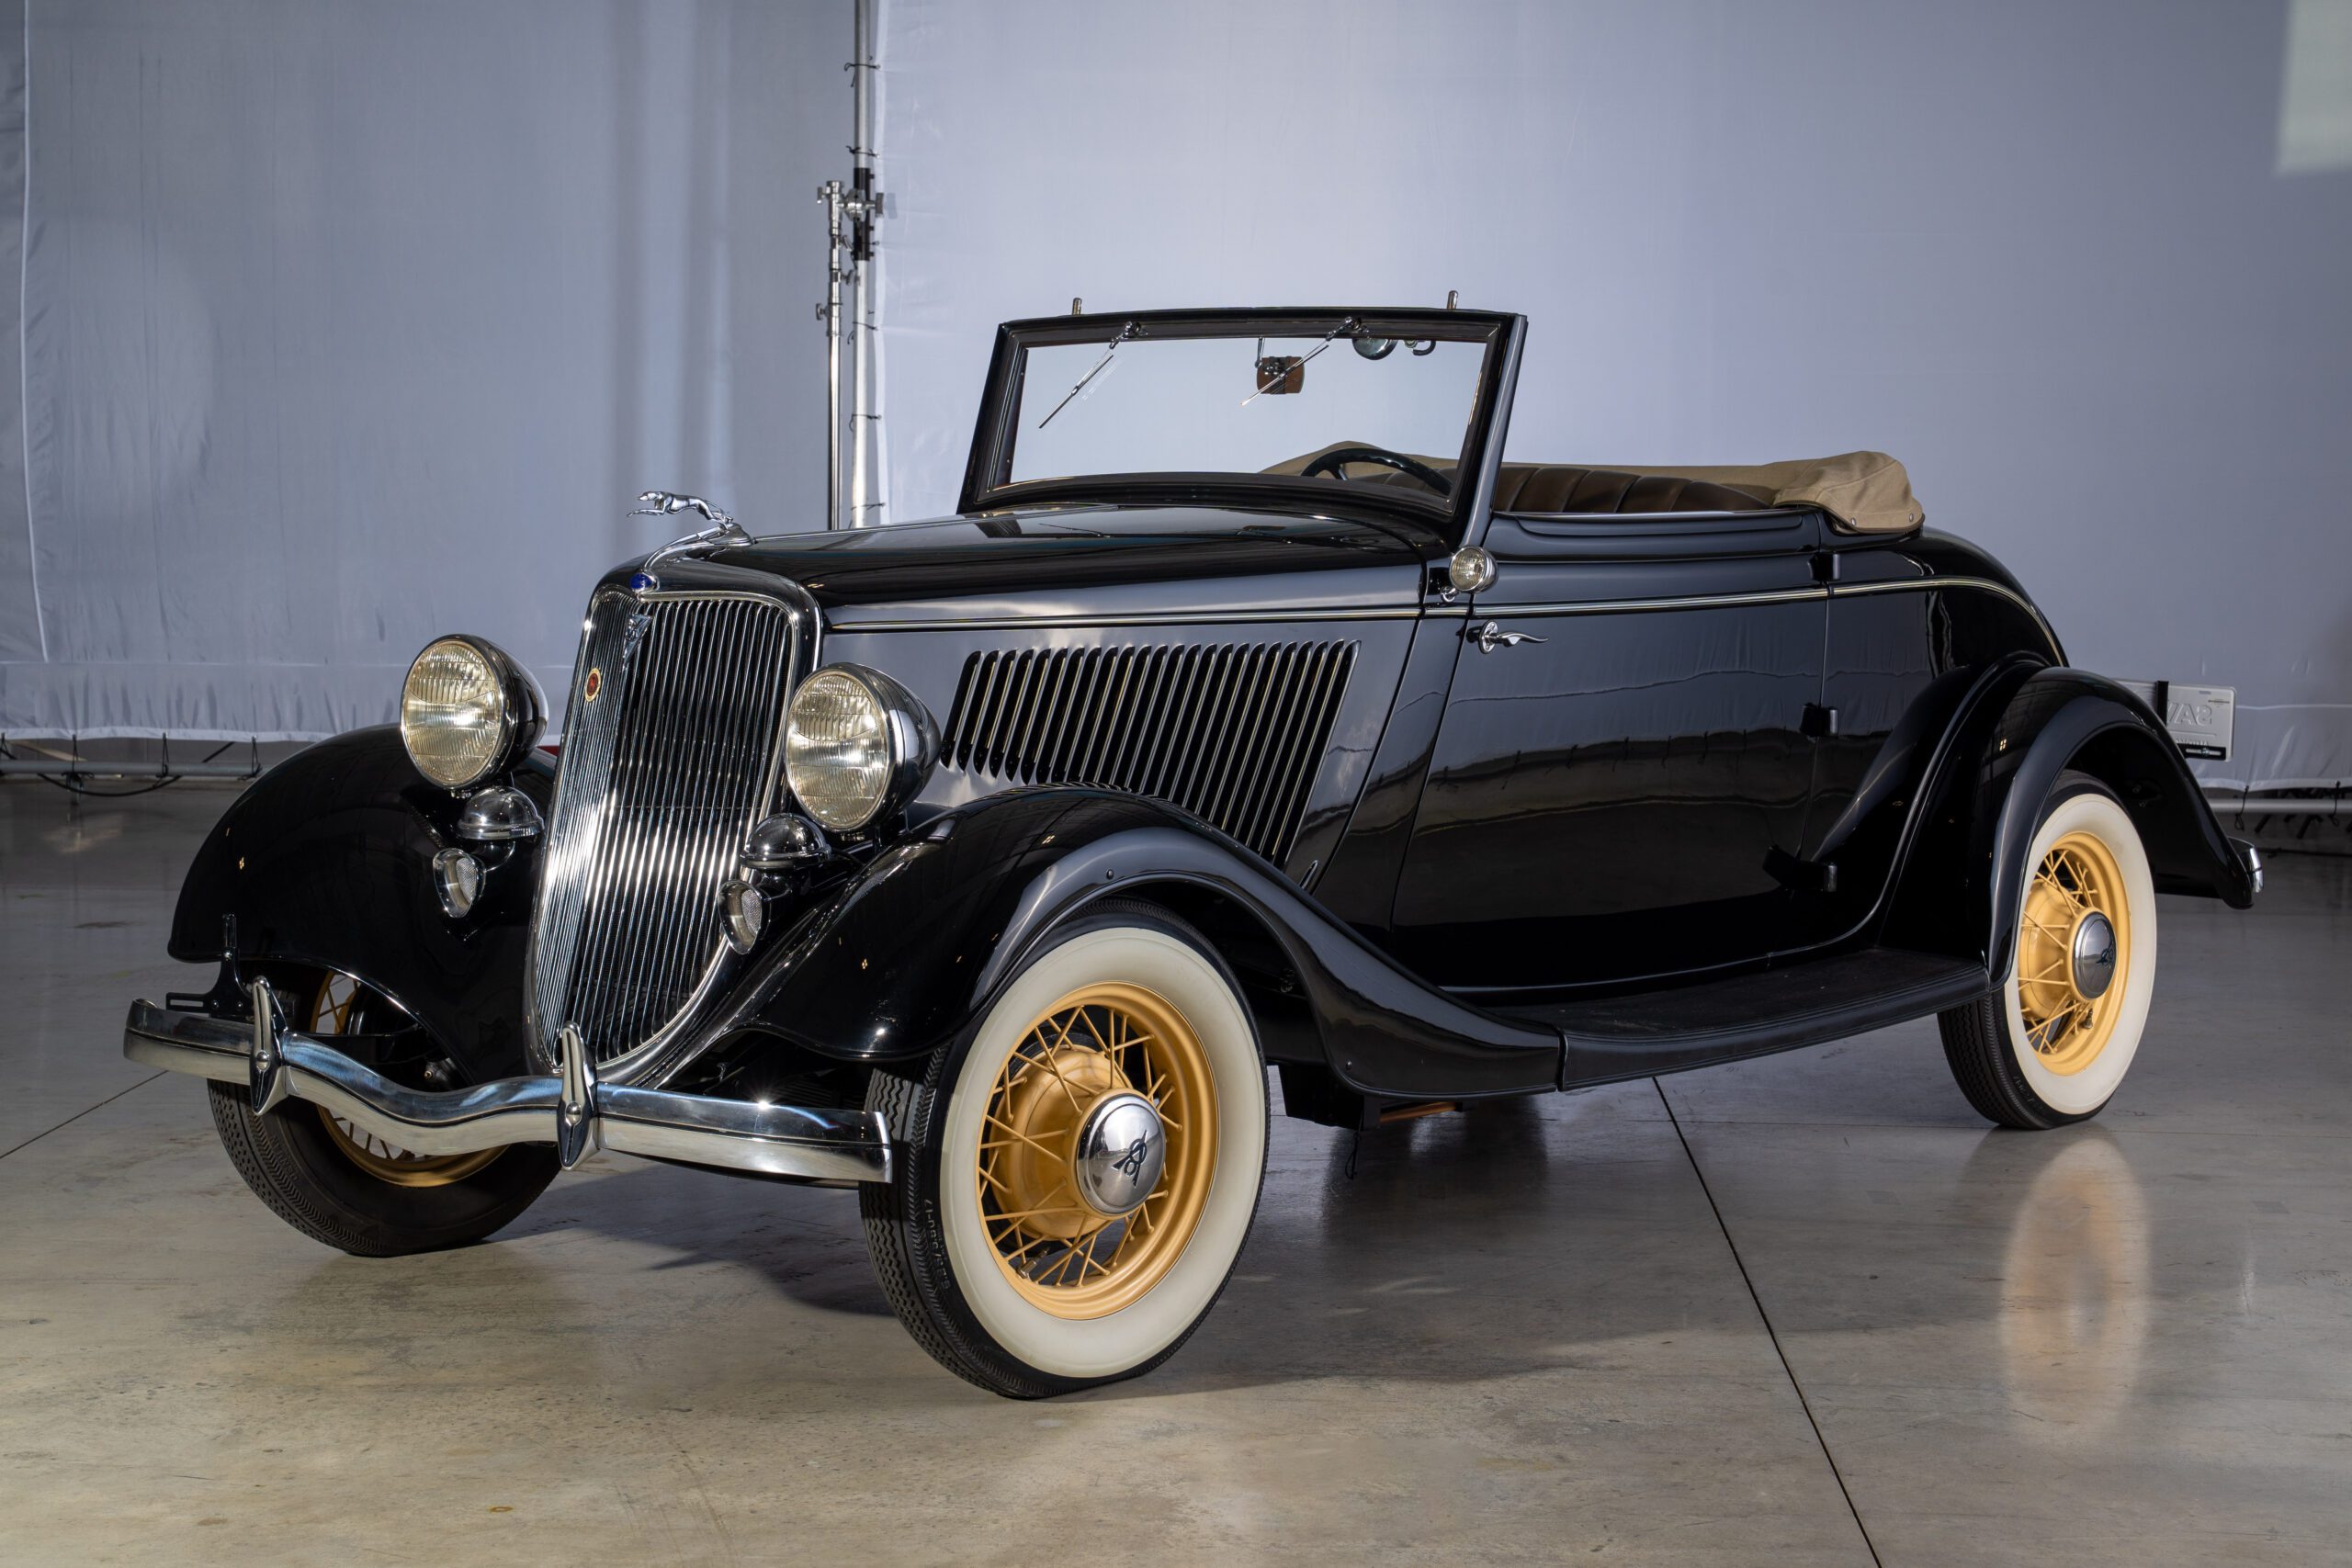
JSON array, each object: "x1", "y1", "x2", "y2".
[
  {"x1": 246, "y1": 979, "x2": 293, "y2": 1115},
  {"x1": 123, "y1": 998, "x2": 890, "y2": 1185},
  {"x1": 555, "y1": 1023, "x2": 600, "y2": 1170}
]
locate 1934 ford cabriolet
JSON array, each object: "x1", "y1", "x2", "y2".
[{"x1": 125, "y1": 306, "x2": 2260, "y2": 1396}]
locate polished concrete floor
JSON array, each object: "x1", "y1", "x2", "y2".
[{"x1": 2, "y1": 781, "x2": 2347, "y2": 1567}]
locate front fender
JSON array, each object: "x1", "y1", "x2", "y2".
[
  {"x1": 167, "y1": 726, "x2": 551, "y2": 1081},
  {"x1": 691, "y1": 789, "x2": 1563, "y2": 1100}
]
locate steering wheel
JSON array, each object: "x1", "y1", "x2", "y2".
[{"x1": 1297, "y1": 445, "x2": 1453, "y2": 497}]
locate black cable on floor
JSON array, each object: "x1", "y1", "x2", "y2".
[
  {"x1": 0, "y1": 1073, "x2": 165, "y2": 1164},
  {"x1": 1655, "y1": 1077, "x2": 1885, "y2": 1568}
]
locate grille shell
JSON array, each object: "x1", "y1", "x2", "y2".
[
  {"x1": 942, "y1": 640, "x2": 1357, "y2": 865},
  {"x1": 527, "y1": 589, "x2": 804, "y2": 1075}
]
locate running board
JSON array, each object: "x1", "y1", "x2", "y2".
[
  {"x1": 1485, "y1": 949, "x2": 1992, "y2": 1090},
  {"x1": 122, "y1": 990, "x2": 891, "y2": 1185}
]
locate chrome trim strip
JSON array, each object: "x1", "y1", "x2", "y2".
[
  {"x1": 833, "y1": 604, "x2": 1428, "y2": 633},
  {"x1": 835, "y1": 577, "x2": 2048, "y2": 637},
  {"x1": 1494, "y1": 586, "x2": 1829, "y2": 617},
  {"x1": 1828, "y1": 575, "x2": 2061, "y2": 649},
  {"x1": 123, "y1": 1000, "x2": 890, "y2": 1184}
]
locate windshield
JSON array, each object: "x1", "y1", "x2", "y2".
[{"x1": 976, "y1": 313, "x2": 1508, "y2": 531}]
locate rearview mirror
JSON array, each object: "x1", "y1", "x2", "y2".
[{"x1": 1253, "y1": 355, "x2": 1304, "y2": 395}]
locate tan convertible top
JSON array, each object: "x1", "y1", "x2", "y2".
[
  {"x1": 1555, "y1": 451, "x2": 1924, "y2": 534},
  {"x1": 1269, "y1": 445, "x2": 1924, "y2": 534}
]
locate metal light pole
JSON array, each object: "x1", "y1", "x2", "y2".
[{"x1": 821, "y1": 0, "x2": 882, "y2": 530}]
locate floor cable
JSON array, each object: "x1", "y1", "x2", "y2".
[
  {"x1": 0, "y1": 1073, "x2": 165, "y2": 1164},
  {"x1": 1656, "y1": 1077, "x2": 1885, "y2": 1568}
]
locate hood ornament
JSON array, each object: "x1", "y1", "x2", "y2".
[
  {"x1": 632, "y1": 489, "x2": 750, "y2": 570},
  {"x1": 634, "y1": 490, "x2": 731, "y2": 525}
]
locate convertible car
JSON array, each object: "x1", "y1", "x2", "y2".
[{"x1": 125, "y1": 306, "x2": 2260, "y2": 1397}]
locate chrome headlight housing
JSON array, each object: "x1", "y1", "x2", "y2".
[
  {"x1": 783, "y1": 663, "x2": 938, "y2": 832},
  {"x1": 399, "y1": 635, "x2": 546, "y2": 792}
]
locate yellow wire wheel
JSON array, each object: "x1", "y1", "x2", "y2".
[
  {"x1": 306, "y1": 972, "x2": 503, "y2": 1188},
  {"x1": 977, "y1": 981, "x2": 1216, "y2": 1318},
  {"x1": 2013, "y1": 829, "x2": 2132, "y2": 1076},
  {"x1": 866, "y1": 909, "x2": 1268, "y2": 1393}
]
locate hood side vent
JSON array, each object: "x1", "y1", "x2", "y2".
[{"x1": 942, "y1": 640, "x2": 1357, "y2": 866}]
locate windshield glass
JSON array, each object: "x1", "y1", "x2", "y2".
[{"x1": 999, "y1": 321, "x2": 1493, "y2": 509}]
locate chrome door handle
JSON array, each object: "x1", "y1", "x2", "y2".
[{"x1": 1472, "y1": 620, "x2": 1546, "y2": 655}]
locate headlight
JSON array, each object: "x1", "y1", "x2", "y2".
[
  {"x1": 400, "y1": 635, "x2": 545, "y2": 791},
  {"x1": 783, "y1": 663, "x2": 938, "y2": 831}
]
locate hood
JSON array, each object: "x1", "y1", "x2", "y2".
[{"x1": 700, "y1": 504, "x2": 1433, "y2": 618}]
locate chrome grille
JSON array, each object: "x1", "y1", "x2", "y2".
[
  {"x1": 942, "y1": 641, "x2": 1356, "y2": 864},
  {"x1": 529, "y1": 591, "x2": 799, "y2": 1069}
]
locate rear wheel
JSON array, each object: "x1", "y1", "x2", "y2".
[
  {"x1": 861, "y1": 899, "x2": 1268, "y2": 1397},
  {"x1": 209, "y1": 968, "x2": 557, "y2": 1255},
  {"x1": 1939, "y1": 776, "x2": 2158, "y2": 1129}
]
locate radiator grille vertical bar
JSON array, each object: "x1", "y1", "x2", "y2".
[
  {"x1": 528, "y1": 592, "x2": 798, "y2": 1071},
  {"x1": 940, "y1": 639, "x2": 1356, "y2": 866}
]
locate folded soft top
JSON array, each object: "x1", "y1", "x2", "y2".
[
  {"x1": 1501, "y1": 451, "x2": 1923, "y2": 533},
  {"x1": 1272, "y1": 445, "x2": 1924, "y2": 534}
]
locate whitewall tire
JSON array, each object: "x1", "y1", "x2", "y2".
[
  {"x1": 1939, "y1": 774, "x2": 2159, "y2": 1129},
  {"x1": 861, "y1": 898, "x2": 1268, "y2": 1397}
]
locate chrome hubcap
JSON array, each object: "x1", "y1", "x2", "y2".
[
  {"x1": 2070, "y1": 910, "x2": 2118, "y2": 1000},
  {"x1": 1071, "y1": 1091, "x2": 1166, "y2": 1217}
]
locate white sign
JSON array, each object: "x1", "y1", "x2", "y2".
[{"x1": 2120, "y1": 681, "x2": 2235, "y2": 761}]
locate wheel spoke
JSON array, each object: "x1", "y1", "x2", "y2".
[{"x1": 981, "y1": 1112, "x2": 1069, "y2": 1167}]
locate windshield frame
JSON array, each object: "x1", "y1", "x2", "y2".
[{"x1": 958, "y1": 306, "x2": 1524, "y2": 547}]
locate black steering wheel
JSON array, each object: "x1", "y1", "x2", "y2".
[{"x1": 1297, "y1": 445, "x2": 1453, "y2": 497}]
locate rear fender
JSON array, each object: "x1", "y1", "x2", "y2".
[
  {"x1": 167, "y1": 726, "x2": 550, "y2": 1081},
  {"x1": 688, "y1": 788, "x2": 1562, "y2": 1101},
  {"x1": 1887, "y1": 669, "x2": 2255, "y2": 982}
]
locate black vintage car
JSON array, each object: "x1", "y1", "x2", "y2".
[{"x1": 126, "y1": 307, "x2": 2260, "y2": 1396}]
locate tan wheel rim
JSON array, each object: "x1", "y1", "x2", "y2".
[
  {"x1": 977, "y1": 981, "x2": 1216, "y2": 1319},
  {"x1": 308, "y1": 973, "x2": 503, "y2": 1187},
  {"x1": 2016, "y1": 829, "x2": 2132, "y2": 1076}
]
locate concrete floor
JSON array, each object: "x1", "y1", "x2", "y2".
[{"x1": 2, "y1": 782, "x2": 2346, "y2": 1567}]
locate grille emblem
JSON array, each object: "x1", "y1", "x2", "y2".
[{"x1": 582, "y1": 667, "x2": 604, "y2": 704}]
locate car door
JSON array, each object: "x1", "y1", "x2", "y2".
[{"x1": 1388, "y1": 507, "x2": 1828, "y2": 991}]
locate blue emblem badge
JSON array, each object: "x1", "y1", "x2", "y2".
[{"x1": 628, "y1": 571, "x2": 658, "y2": 593}]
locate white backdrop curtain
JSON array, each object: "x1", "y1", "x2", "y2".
[
  {"x1": 0, "y1": 0, "x2": 844, "y2": 740},
  {"x1": 874, "y1": 0, "x2": 2352, "y2": 792},
  {"x1": 4, "y1": 1, "x2": 2346, "y2": 793}
]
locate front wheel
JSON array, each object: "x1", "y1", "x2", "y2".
[
  {"x1": 861, "y1": 899, "x2": 1269, "y2": 1397},
  {"x1": 209, "y1": 968, "x2": 559, "y2": 1256},
  {"x1": 1939, "y1": 775, "x2": 2159, "y2": 1129}
]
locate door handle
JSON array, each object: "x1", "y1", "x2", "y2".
[{"x1": 1472, "y1": 620, "x2": 1546, "y2": 655}]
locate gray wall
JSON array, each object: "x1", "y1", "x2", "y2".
[
  {"x1": 876, "y1": 0, "x2": 2352, "y2": 789},
  {"x1": 0, "y1": 0, "x2": 846, "y2": 738}
]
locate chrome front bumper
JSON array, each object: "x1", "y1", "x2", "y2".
[{"x1": 123, "y1": 992, "x2": 890, "y2": 1185}]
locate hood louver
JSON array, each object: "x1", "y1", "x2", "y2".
[{"x1": 942, "y1": 641, "x2": 1356, "y2": 866}]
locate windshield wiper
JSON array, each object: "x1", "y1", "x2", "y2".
[
  {"x1": 1037, "y1": 321, "x2": 1141, "y2": 429},
  {"x1": 1240, "y1": 316, "x2": 1355, "y2": 407}
]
